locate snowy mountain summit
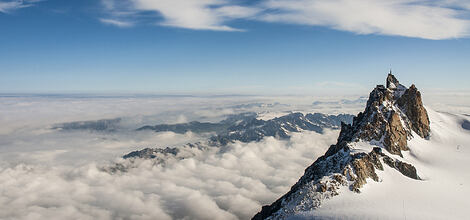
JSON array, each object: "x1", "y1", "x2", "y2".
[
  {"x1": 253, "y1": 73, "x2": 437, "y2": 219},
  {"x1": 339, "y1": 72, "x2": 430, "y2": 157}
]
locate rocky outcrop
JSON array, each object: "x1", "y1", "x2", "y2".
[
  {"x1": 333, "y1": 73, "x2": 429, "y2": 157},
  {"x1": 386, "y1": 73, "x2": 400, "y2": 89},
  {"x1": 384, "y1": 111, "x2": 409, "y2": 155},
  {"x1": 123, "y1": 147, "x2": 180, "y2": 159},
  {"x1": 252, "y1": 73, "x2": 428, "y2": 220},
  {"x1": 462, "y1": 119, "x2": 470, "y2": 130},
  {"x1": 397, "y1": 84, "x2": 430, "y2": 138},
  {"x1": 382, "y1": 154, "x2": 419, "y2": 180}
]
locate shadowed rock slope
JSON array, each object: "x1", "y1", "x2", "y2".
[{"x1": 253, "y1": 73, "x2": 430, "y2": 220}]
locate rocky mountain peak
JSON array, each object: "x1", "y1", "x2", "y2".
[
  {"x1": 337, "y1": 73, "x2": 429, "y2": 156},
  {"x1": 397, "y1": 84, "x2": 430, "y2": 138},
  {"x1": 253, "y1": 73, "x2": 431, "y2": 220},
  {"x1": 386, "y1": 71, "x2": 399, "y2": 89}
]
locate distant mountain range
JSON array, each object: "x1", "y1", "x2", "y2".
[
  {"x1": 207, "y1": 113, "x2": 354, "y2": 145},
  {"x1": 52, "y1": 118, "x2": 122, "y2": 132},
  {"x1": 137, "y1": 112, "x2": 354, "y2": 146},
  {"x1": 121, "y1": 112, "x2": 354, "y2": 162},
  {"x1": 312, "y1": 97, "x2": 368, "y2": 106},
  {"x1": 136, "y1": 112, "x2": 258, "y2": 135}
]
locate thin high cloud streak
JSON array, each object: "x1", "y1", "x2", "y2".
[
  {"x1": 99, "y1": 18, "x2": 134, "y2": 27},
  {"x1": 99, "y1": 0, "x2": 470, "y2": 39},
  {"x1": 0, "y1": 0, "x2": 40, "y2": 13}
]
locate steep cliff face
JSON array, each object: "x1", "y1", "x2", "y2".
[
  {"x1": 253, "y1": 73, "x2": 430, "y2": 220},
  {"x1": 338, "y1": 73, "x2": 430, "y2": 156},
  {"x1": 397, "y1": 84, "x2": 430, "y2": 138}
]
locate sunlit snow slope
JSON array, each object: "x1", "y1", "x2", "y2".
[
  {"x1": 287, "y1": 109, "x2": 470, "y2": 220},
  {"x1": 254, "y1": 73, "x2": 470, "y2": 220}
]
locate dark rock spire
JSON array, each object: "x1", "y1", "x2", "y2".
[
  {"x1": 252, "y1": 73, "x2": 431, "y2": 220},
  {"x1": 397, "y1": 84, "x2": 430, "y2": 138},
  {"x1": 336, "y1": 72, "x2": 430, "y2": 156},
  {"x1": 386, "y1": 70, "x2": 399, "y2": 89}
]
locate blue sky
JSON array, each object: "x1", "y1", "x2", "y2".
[{"x1": 1, "y1": 0, "x2": 470, "y2": 94}]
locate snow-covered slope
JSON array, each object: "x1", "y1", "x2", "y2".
[
  {"x1": 253, "y1": 73, "x2": 470, "y2": 220},
  {"x1": 287, "y1": 109, "x2": 470, "y2": 220}
]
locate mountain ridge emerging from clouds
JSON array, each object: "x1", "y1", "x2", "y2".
[
  {"x1": 253, "y1": 73, "x2": 432, "y2": 219},
  {"x1": 119, "y1": 112, "x2": 354, "y2": 165}
]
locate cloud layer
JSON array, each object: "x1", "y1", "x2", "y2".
[
  {"x1": 100, "y1": 0, "x2": 470, "y2": 39},
  {"x1": 1, "y1": 94, "x2": 468, "y2": 219},
  {"x1": 0, "y1": 95, "x2": 344, "y2": 219},
  {"x1": 0, "y1": 130, "x2": 338, "y2": 220}
]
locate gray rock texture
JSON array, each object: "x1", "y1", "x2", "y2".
[{"x1": 253, "y1": 73, "x2": 428, "y2": 220}]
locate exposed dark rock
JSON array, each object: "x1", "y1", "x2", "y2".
[
  {"x1": 462, "y1": 120, "x2": 470, "y2": 130},
  {"x1": 102, "y1": 163, "x2": 128, "y2": 173},
  {"x1": 210, "y1": 113, "x2": 326, "y2": 145},
  {"x1": 397, "y1": 84, "x2": 430, "y2": 138},
  {"x1": 350, "y1": 152, "x2": 380, "y2": 192},
  {"x1": 209, "y1": 112, "x2": 354, "y2": 145},
  {"x1": 123, "y1": 147, "x2": 180, "y2": 159},
  {"x1": 116, "y1": 143, "x2": 208, "y2": 168},
  {"x1": 252, "y1": 73, "x2": 427, "y2": 220},
  {"x1": 382, "y1": 155, "x2": 420, "y2": 180},
  {"x1": 386, "y1": 73, "x2": 399, "y2": 89},
  {"x1": 384, "y1": 111, "x2": 408, "y2": 156},
  {"x1": 252, "y1": 147, "x2": 406, "y2": 220},
  {"x1": 334, "y1": 73, "x2": 429, "y2": 156},
  {"x1": 252, "y1": 146, "x2": 352, "y2": 220}
]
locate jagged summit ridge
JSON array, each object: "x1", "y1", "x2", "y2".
[
  {"x1": 339, "y1": 72, "x2": 429, "y2": 156},
  {"x1": 386, "y1": 72, "x2": 398, "y2": 89},
  {"x1": 253, "y1": 73, "x2": 430, "y2": 220}
]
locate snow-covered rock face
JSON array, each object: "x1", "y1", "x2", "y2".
[
  {"x1": 340, "y1": 73, "x2": 430, "y2": 156},
  {"x1": 253, "y1": 74, "x2": 433, "y2": 220}
]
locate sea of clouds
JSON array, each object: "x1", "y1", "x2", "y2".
[{"x1": 0, "y1": 92, "x2": 468, "y2": 219}]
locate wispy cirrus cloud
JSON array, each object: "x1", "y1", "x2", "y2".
[
  {"x1": 100, "y1": 0, "x2": 261, "y2": 31},
  {"x1": 0, "y1": 0, "x2": 41, "y2": 13},
  {"x1": 259, "y1": 0, "x2": 470, "y2": 40},
  {"x1": 100, "y1": 0, "x2": 470, "y2": 39},
  {"x1": 2, "y1": 0, "x2": 470, "y2": 39},
  {"x1": 99, "y1": 18, "x2": 134, "y2": 27}
]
